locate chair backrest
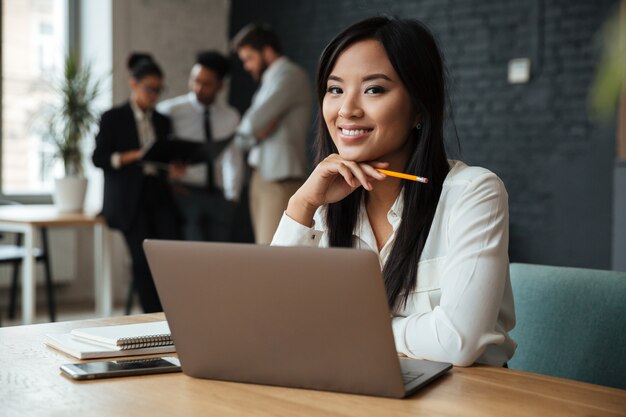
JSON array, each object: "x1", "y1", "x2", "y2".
[
  {"x1": 0, "y1": 200, "x2": 20, "y2": 241},
  {"x1": 509, "y1": 263, "x2": 626, "y2": 389}
]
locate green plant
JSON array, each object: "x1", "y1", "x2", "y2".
[
  {"x1": 590, "y1": 6, "x2": 626, "y2": 119},
  {"x1": 44, "y1": 52, "x2": 102, "y2": 177}
]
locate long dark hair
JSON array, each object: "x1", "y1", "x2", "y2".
[{"x1": 315, "y1": 17, "x2": 450, "y2": 311}]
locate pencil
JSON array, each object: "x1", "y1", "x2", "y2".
[{"x1": 376, "y1": 169, "x2": 429, "y2": 184}]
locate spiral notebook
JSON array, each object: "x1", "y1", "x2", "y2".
[
  {"x1": 44, "y1": 333, "x2": 176, "y2": 360},
  {"x1": 70, "y1": 321, "x2": 173, "y2": 350},
  {"x1": 45, "y1": 321, "x2": 175, "y2": 360}
]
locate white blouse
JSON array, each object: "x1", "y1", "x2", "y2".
[{"x1": 271, "y1": 160, "x2": 517, "y2": 366}]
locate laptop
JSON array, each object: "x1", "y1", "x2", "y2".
[{"x1": 144, "y1": 240, "x2": 452, "y2": 398}]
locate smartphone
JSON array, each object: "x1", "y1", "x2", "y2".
[{"x1": 60, "y1": 356, "x2": 181, "y2": 380}]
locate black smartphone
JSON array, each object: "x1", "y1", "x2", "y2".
[{"x1": 60, "y1": 356, "x2": 181, "y2": 380}]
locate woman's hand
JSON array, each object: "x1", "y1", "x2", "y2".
[{"x1": 286, "y1": 154, "x2": 388, "y2": 226}]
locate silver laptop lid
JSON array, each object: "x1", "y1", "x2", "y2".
[{"x1": 144, "y1": 240, "x2": 406, "y2": 397}]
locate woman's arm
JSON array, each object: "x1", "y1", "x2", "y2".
[
  {"x1": 92, "y1": 111, "x2": 116, "y2": 170},
  {"x1": 392, "y1": 173, "x2": 510, "y2": 366},
  {"x1": 271, "y1": 210, "x2": 326, "y2": 247},
  {"x1": 273, "y1": 154, "x2": 390, "y2": 247},
  {"x1": 92, "y1": 110, "x2": 143, "y2": 171},
  {"x1": 286, "y1": 154, "x2": 388, "y2": 227}
]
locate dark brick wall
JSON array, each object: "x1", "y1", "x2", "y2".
[{"x1": 229, "y1": 0, "x2": 618, "y2": 269}]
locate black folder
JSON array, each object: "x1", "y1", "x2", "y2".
[{"x1": 141, "y1": 136, "x2": 234, "y2": 165}]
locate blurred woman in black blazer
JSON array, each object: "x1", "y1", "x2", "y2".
[{"x1": 92, "y1": 55, "x2": 182, "y2": 313}]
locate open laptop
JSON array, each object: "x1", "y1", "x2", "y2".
[{"x1": 144, "y1": 240, "x2": 452, "y2": 398}]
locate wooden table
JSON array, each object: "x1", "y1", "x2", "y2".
[
  {"x1": 1, "y1": 314, "x2": 624, "y2": 417},
  {"x1": 0, "y1": 205, "x2": 112, "y2": 324}
]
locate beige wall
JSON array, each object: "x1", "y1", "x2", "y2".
[{"x1": 112, "y1": 0, "x2": 232, "y2": 105}]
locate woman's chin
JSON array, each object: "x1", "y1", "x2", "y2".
[{"x1": 337, "y1": 149, "x2": 372, "y2": 163}]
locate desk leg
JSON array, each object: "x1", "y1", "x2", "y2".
[
  {"x1": 22, "y1": 226, "x2": 36, "y2": 324},
  {"x1": 94, "y1": 223, "x2": 113, "y2": 317}
]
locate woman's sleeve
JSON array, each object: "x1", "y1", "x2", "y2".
[
  {"x1": 392, "y1": 173, "x2": 510, "y2": 366},
  {"x1": 271, "y1": 210, "x2": 326, "y2": 248},
  {"x1": 92, "y1": 111, "x2": 116, "y2": 170}
]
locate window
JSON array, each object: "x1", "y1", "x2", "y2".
[{"x1": 1, "y1": 0, "x2": 69, "y2": 195}]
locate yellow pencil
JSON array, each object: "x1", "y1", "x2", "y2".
[{"x1": 376, "y1": 169, "x2": 429, "y2": 184}]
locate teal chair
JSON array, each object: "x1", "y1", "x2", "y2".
[{"x1": 508, "y1": 263, "x2": 626, "y2": 389}]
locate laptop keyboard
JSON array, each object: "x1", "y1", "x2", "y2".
[{"x1": 402, "y1": 371, "x2": 424, "y2": 386}]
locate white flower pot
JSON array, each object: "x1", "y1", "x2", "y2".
[{"x1": 53, "y1": 177, "x2": 88, "y2": 212}]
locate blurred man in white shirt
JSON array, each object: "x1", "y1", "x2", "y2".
[{"x1": 158, "y1": 51, "x2": 243, "y2": 242}]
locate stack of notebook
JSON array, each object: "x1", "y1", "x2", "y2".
[{"x1": 45, "y1": 321, "x2": 176, "y2": 359}]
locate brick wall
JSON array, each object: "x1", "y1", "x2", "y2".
[{"x1": 229, "y1": 0, "x2": 618, "y2": 268}]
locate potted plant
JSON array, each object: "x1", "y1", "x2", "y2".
[{"x1": 43, "y1": 52, "x2": 102, "y2": 212}]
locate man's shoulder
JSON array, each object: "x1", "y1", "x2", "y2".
[
  {"x1": 282, "y1": 59, "x2": 308, "y2": 78},
  {"x1": 157, "y1": 94, "x2": 192, "y2": 113},
  {"x1": 264, "y1": 60, "x2": 309, "y2": 96},
  {"x1": 213, "y1": 100, "x2": 240, "y2": 117}
]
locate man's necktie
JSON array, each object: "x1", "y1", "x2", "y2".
[{"x1": 203, "y1": 107, "x2": 216, "y2": 192}]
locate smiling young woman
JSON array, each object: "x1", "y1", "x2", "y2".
[
  {"x1": 272, "y1": 17, "x2": 516, "y2": 367},
  {"x1": 322, "y1": 39, "x2": 417, "y2": 167}
]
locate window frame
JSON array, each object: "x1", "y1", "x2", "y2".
[{"x1": 0, "y1": 0, "x2": 79, "y2": 203}]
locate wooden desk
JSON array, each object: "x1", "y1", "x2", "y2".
[
  {"x1": 0, "y1": 205, "x2": 112, "y2": 324},
  {"x1": 1, "y1": 314, "x2": 624, "y2": 417}
]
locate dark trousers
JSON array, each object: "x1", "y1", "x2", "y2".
[
  {"x1": 122, "y1": 177, "x2": 180, "y2": 313},
  {"x1": 173, "y1": 185, "x2": 235, "y2": 242}
]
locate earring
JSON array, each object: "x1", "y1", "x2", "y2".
[{"x1": 415, "y1": 123, "x2": 422, "y2": 130}]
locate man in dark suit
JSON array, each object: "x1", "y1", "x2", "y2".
[{"x1": 92, "y1": 57, "x2": 181, "y2": 313}]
